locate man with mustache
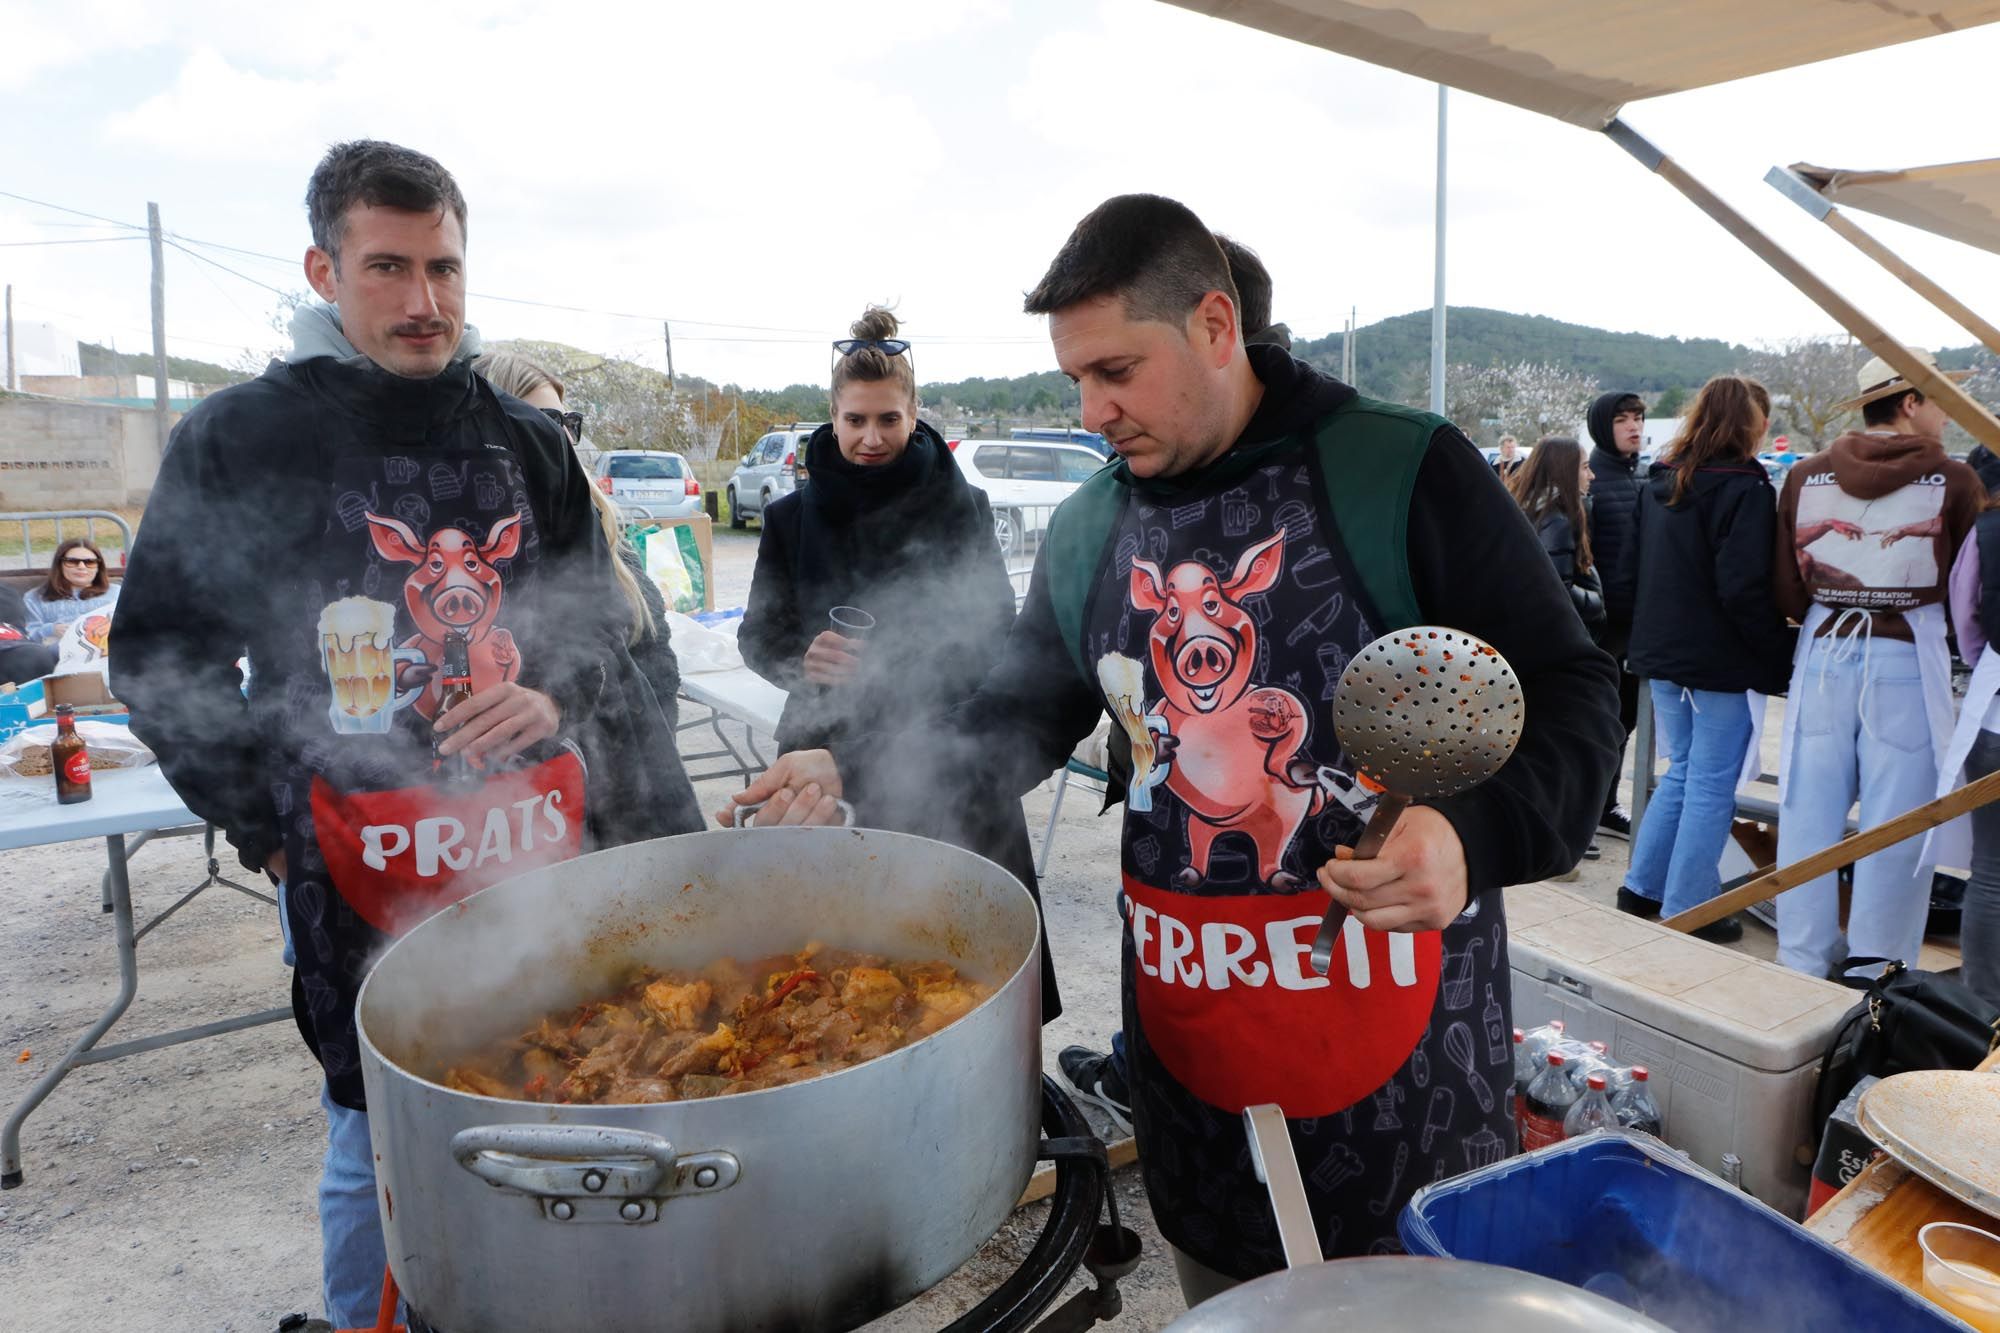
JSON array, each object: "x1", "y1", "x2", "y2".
[
  {"x1": 112, "y1": 141, "x2": 630, "y2": 1327},
  {"x1": 731, "y1": 194, "x2": 1620, "y2": 1306}
]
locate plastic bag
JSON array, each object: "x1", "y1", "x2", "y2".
[
  {"x1": 643, "y1": 526, "x2": 707, "y2": 614},
  {"x1": 55, "y1": 601, "x2": 117, "y2": 678},
  {"x1": 664, "y1": 611, "x2": 743, "y2": 673},
  {"x1": 0, "y1": 719, "x2": 154, "y2": 778}
]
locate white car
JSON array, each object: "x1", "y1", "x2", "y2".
[
  {"x1": 952, "y1": 438, "x2": 1107, "y2": 555},
  {"x1": 727, "y1": 427, "x2": 819, "y2": 527},
  {"x1": 591, "y1": 450, "x2": 702, "y2": 519}
]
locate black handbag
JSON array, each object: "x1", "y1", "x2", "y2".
[{"x1": 1811, "y1": 958, "x2": 2000, "y2": 1139}]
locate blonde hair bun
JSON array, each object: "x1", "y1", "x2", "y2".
[{"x1": 850, "y1": 306, "x2": 900, "y2": 341}]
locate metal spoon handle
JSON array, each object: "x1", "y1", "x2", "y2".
[
  {"x1": 1351, "y1": 792, "x2": 1411, "y2": 859},
  {"x1": 1308, "y1": 794, "x2": 1412, "y2": 976}
]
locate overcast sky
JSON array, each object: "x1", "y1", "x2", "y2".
[{"x1": 3, "y1": 0, "x2": 1998, "y2": 391}]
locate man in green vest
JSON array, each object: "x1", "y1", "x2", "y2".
[{"x1": 729, "y1": 193, "x2": 1621, "y2": 1305}]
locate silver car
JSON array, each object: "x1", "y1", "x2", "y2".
[
  {"x1": 727, "y1": 427, "x2": 819, "y2": 527},
  {"x1": 591, "y1": 449, "x2": 703, "y2": 519}
]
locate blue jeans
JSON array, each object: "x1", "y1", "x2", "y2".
[
  {"x1": 1776, "y1": 638, "x2": 1935, "y2": 976},
  {"x1": 279, "y1": 882, "x2": 390, "y2": 1327},
  {"x1": 1626, "y1": 683, "x2": 1754, "y2": 917}
]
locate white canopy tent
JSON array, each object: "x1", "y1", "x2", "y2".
[
  {"x1": 1770, "y1": 157, "x2": 2000, "y2": 357},
  {"x1": 1161, "y1": 0, "x2": 2000, "y2": 445},
  {"x1": 1791, "y1": 157, "x2": 2000, "y2": 257}
]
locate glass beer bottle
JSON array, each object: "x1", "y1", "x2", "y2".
[{"x1": 52, "y1": 703, "x2": 92, "y2": 804}]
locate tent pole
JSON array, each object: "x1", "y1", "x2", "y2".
[
  {"x1": 1603, "y1": 119, "x2": 2000, "y2": 450},
  {"x1": 1429, "y1": 85, "x2": 1448, "y2": 416},
  {"x1": 1765, "y1": 165, "x2": 2000, "y2": 358}
]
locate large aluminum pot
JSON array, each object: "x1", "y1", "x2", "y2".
[
  {"x1": 356, "y1": 825, "x2": 1043, "y2": 1333},
  {"x1": 1162, "y1": 1258, "x2": 1674, "y2": 1331}
]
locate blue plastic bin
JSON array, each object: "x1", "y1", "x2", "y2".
[{"x1": 1398, "y1": 1132, "x2": 1967, "y2": 1331}]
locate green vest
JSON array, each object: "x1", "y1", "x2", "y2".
[{"x1": 1045, "y1": 394, "x2": 1445, "y2": 681}]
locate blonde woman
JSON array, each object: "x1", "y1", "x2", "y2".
[{"x1": 474, "y1": 350, "x2": 701, "y2": 841}]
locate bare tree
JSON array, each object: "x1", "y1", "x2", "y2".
[
  {"x1": 231, "y1": 290, "x2": 311, "y2": 378},
  {"x1": 1405, "y1": 360, "x2": 1598, "y2": 444},
  {"x1": 1746, "y1": 336, "x2": 1864, "y2": 449}
]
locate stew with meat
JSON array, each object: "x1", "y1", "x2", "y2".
[{"x1": 439, "y1": 943, "x2": 991, "y2": 1104}]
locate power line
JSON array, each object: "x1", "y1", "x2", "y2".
[
  {"x1": 0, "y1": 188, "x2": 143, "y2": 232},
  {"x1": 0, "y1": 236, "x2": 144, "y2": 248},
  {"x1": 161, "y1": 238, "x2": 293, "y2": 299}
]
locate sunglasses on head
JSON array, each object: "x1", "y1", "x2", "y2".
[
  {"x1": 541, "y1": 408, "x2": 584, "y2": 440},
  {"x1": 832, "y1": 338, "x2": 910, "y2": 357},
  {"x1": 62, "y1": 555, "x2": 99, "y2": 567}
]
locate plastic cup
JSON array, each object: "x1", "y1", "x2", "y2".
[
  {"x1": 829, "y1": 606, "x2": 876, "y2": 641},
  {"x1": 1920, "y1": 1222, "x2": 2000, "y2": 1332}
]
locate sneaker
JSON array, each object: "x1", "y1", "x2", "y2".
[
  {"x1": 1597, "y1": 807, "x2": 1633, "y2": 841},
  {"x1": 1058, "y1": 1044, "x2": 1133, "y2": 1136},
  {"x1": 1690, "y1": 915, "x2": 1744, "y2": 945},
  {"x1": 1616, "y1": 887, "x2": 1661, "y2": 919},
  {"x1": 1583, "y1": 841, "x2": 1602, "y2": 861}
]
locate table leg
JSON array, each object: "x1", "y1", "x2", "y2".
[{"x1": 3, "y1": 833, "x2": 139, "y2": 1189}]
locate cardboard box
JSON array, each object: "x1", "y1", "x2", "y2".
[
  {"x1": 657, "y1": 514, "x2": 715, "y2": 612},
  {"x1": 1807, "y1": 1074, "x2": 1882, "y2": 1217},
  {"x1": 41, "y1": 671, "x2": 121, "y2": 715}
]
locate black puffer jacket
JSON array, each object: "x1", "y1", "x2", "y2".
[
  {"x1": 1535, "y1": 510, "x2": 1606, "y2": 642},
  {"x1": 1627, "y1": 461, "x2": 1794, "y2": 694},
  {"x1": 1587, "y1": 444, "x2": 1646, "y2": 653}
]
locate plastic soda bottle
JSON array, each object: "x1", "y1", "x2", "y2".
[
  {"x1": 1521, "y1": 1052, "x2": 1580, "y2": 1151},
  {"x1": 1564, "y1": 1072, "x2": 1618, "y2": 1138},
  {"x1": 1610, "y1": 1065, "x2": 1664, "y2": 1136}
]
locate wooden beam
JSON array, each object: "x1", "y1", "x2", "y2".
[
  {"x1": 1769, "y1": 165, "x2": 2000, "y2": 358},
  {"x1": 1605, "y1": 121, "x2": 2000, "y2": 451},
  {"x1": 1662, "y1": 767, "x2": 2000, "y2": 934}
]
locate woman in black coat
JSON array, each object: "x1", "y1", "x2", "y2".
[
  {"x1": 739, "y1": 306, "x2": 1060, "y2": 1018},
  {"x1": 1509, "y1": 437, "x2": 1608, "y2": 643},
  {"x1": 1621, "y1": 375, "x2": 1792, "y2": 940}
]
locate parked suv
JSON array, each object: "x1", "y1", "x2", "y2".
[
  {"x1": 727, "y1": 426, "x2": 819, "y2": 527},
  {"x1": 952, "y1": 439, "x2": 1107, "y2": 554},
  {"x1": 590, "y1": 449, "x2": 702, "y2": 519}
]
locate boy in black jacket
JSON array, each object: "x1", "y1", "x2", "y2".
[{"x1": 1587, "y1": 390, "x2": 1649, "y2": 839}]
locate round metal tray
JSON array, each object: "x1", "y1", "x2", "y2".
[{"x1": 1857, "y1": 1069, "x2": 2000, "y2": 1221}]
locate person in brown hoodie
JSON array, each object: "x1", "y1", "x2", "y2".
[{"x1": 1771, "y1": 350, "x2": 1982, "y2": 979}]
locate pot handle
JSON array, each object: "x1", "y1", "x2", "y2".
[
  {"x1": 727, "y1": 796, "x2": 857, "y2": 828},
  {"x1": 452, "y1": 1124, "x2": 739, "y2": 1211},
  {"x1": 1243, "y1": 1104, "x2": 1321, "y2": 1269}
]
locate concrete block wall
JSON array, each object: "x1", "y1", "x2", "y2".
[{"x1": 0, "y1": 396, "x2": 178, "y2": 508}]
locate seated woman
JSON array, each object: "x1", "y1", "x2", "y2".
[
  {"x1": 740, "y1": 306, "x2": 1060, "y2": 1018},
  {"x1": 472, "y1": 349, "x2": 703, "y2": 845},
  {"x1": 25, "y1": 539, "x2": 117, "y2": 646}
]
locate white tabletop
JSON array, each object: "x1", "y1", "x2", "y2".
[
  {"x1": 679, "y1": 667, "x2": 787, "y2": 736},
  {"x1": 0, "y1": 765, "x2": 201, "y2": 853}
]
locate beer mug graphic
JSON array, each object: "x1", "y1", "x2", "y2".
[
  {"x1": 1096, "y1": 652, "x2": 1172, "y2": 813},
  {"x1": 318, "y1": 597, "x2": 427, "y2": 735}
]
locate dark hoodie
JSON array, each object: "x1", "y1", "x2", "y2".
[
  {"x1": 1629, "y1": 461, "x2": 1794, "y2": 693},
  {"x1": 1774, "y1": 430, "x2": 1983, "y2": 641},
  {"x1": 738, "y1": 419, "x2": 1061, "y2": 1018},
  {"x1": 861, "y1": 344, "x2": 1621, "y2": 1276},
  {"x1": 1586, "y1": 391, "x2": 1648, "y2": 652},
  {"x1": 1966, "y1": 443, "x2": 2000, "y2": 495}
]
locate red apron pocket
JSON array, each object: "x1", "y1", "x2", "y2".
[{"x1": 311, "y1": 750, "x2": 586, "y2": 935}]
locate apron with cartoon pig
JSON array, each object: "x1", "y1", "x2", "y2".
[
  {"x1": 1082, "y1": 443, "x2": 1513, "y2": 1277},
  {"x1": 278, "y1": 421, "x2": 585, "y2": 1107}
]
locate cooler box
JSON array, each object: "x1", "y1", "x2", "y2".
[
  {"x1": 1398, "y1": 1132, "x2": 1961, "y2": 1331},
  {"x1": 1506, "y1": 883, "x2": 1853, "y2": 1217}
]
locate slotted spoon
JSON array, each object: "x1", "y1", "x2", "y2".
[{"x1": 1309, "y1": 626, "x2": 1524, "y2": 976}]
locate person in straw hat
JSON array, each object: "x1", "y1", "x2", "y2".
[{"x1": 1771, "y1": 347, "x2": 1983, "y2": 980}]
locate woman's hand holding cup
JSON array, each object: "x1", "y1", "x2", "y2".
[{"x1": 803, "y1": 630, "x2": 862, "y2": 685}]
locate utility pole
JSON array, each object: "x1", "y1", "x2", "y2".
[
  {"x1": 1429, "y1": 85, "x2": 1448, "y2": 417},
  {"x1": 662, "y1": 321, "x2": 676, "y2": 390},
  {"x1": 148, "y1": 202, "x2": 171, "y2": 453},
  {"x1": 4, "y1": 284, "x2": 15, "y2": 392}
]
